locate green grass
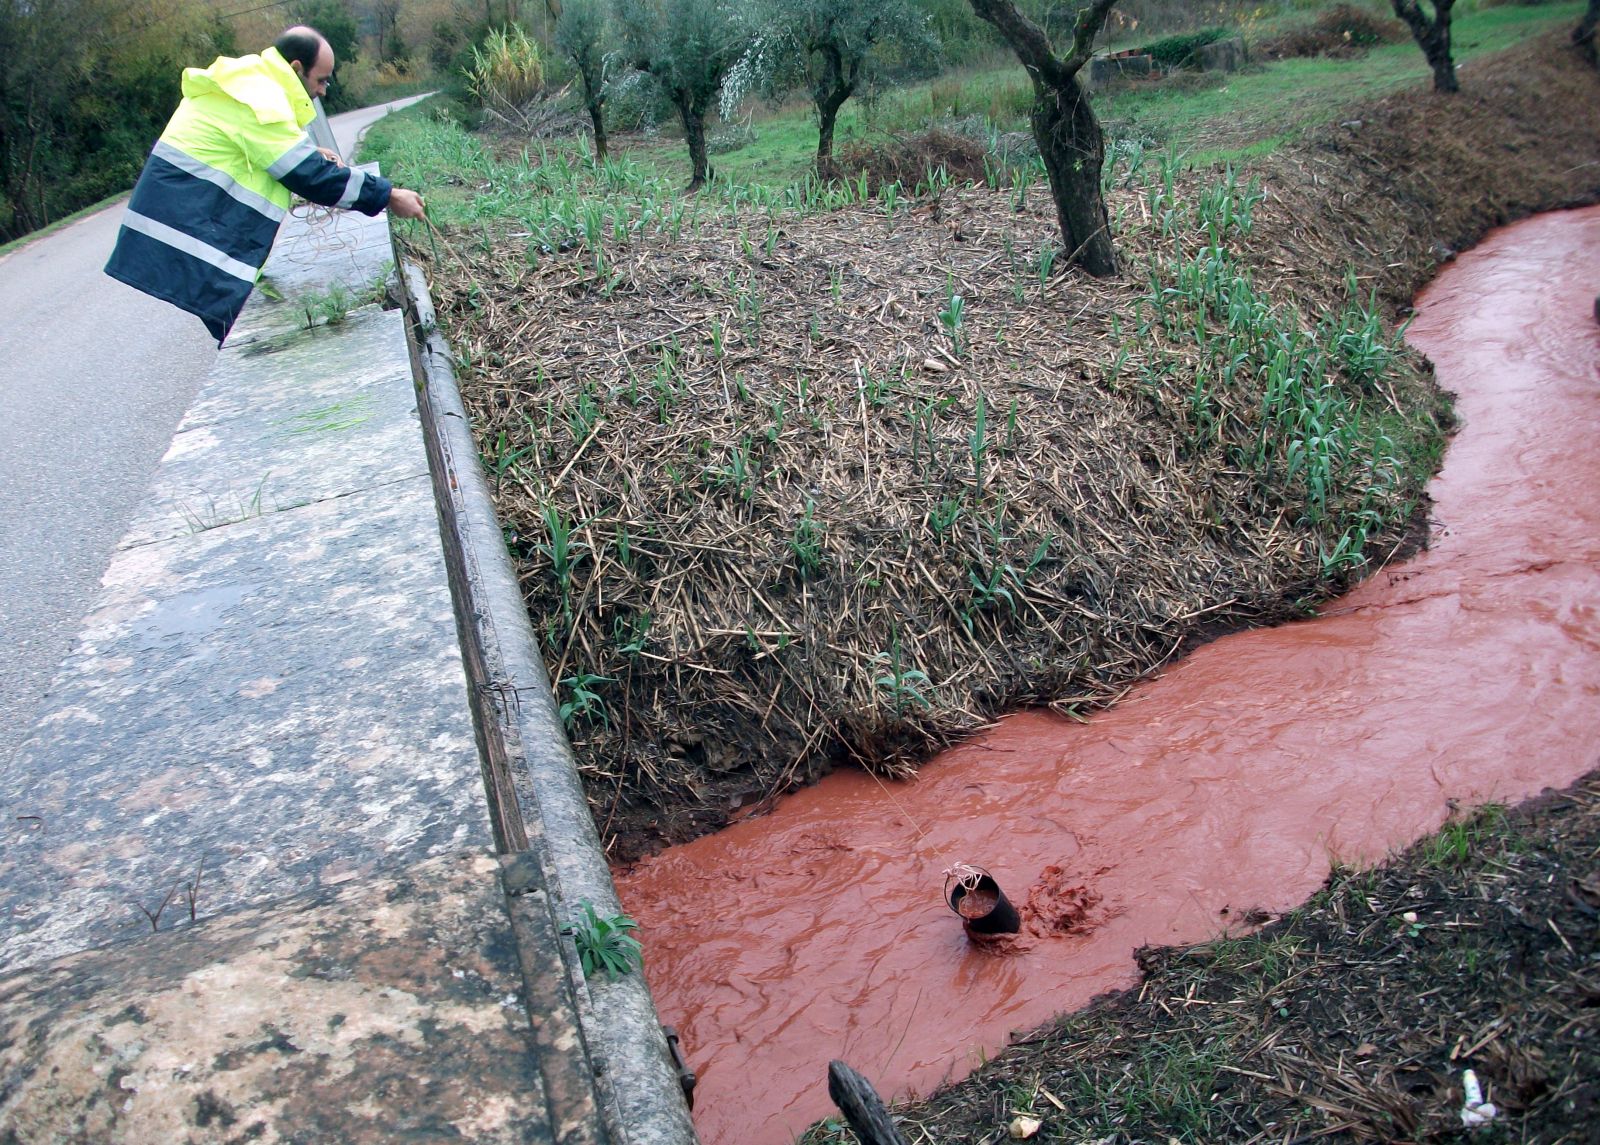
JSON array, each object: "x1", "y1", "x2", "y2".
[
  {"x1": 1420, "y1": 803, "x2": 1514, "y2": 867},
  {"x1": 1100, "y1": 0, "x2": 1585, "y2": 164},
  {"x1": 620, "y1": 0, "x2": 1582, "y2": 182},
  {"x1": 362, "y1": 0, "x2": 1576, "y2": 205},
  {"x1": 0, "y1": 190, "x2": 128, "y2": 260}
]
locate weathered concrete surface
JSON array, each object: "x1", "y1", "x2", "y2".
[
  {"x1": 0, "y1": 469, "x2": 482, "y2": 973},
  {"x1": 0, "y1": 849, "x2": 553, "y2": 1144},
  {"x1": 120, "y1": 309, "x2": 427, "y2": 548},
  {"x1": 0, "y1": 192, "x2": 625, "y2": 1141}
]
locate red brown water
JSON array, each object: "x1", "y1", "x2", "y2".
[{"x1": 615, "y1": 206, "x2": 1600, "y2": 1145}]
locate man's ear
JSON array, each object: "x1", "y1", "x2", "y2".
[{"x1": 289, "y1": 59, "x2": 305, "y2": 77}]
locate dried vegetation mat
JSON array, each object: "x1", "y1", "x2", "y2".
[
  {"x1": 851, "y1": 773, "x2": 1600, "y2": 1144},
  {"x1": 422, "y1": 32, "x2": 1600, "y2": 861}
]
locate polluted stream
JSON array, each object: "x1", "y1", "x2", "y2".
[{"x1": 614, "y1": 207, "x2": 1600, "y2": 1145}]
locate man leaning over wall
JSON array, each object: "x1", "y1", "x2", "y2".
[{"x1": 105, "y1": 25, "x2": 426, "y2": 344}]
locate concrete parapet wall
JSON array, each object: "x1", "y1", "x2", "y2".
[{"x1": 396, "y1": 259, "x2": 700, "y2": 1145}]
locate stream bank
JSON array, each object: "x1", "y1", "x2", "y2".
[
  {"x1": 886, "y1": 768, "x2": 1600, "y2": 1144},
  {"x1": 429, "y1": 31, "x2": 1600, "y2": 867},
  {"x1": 611, "y1": 83, "x2": 1600, "y2": 1145}
]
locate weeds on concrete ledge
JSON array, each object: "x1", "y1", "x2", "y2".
[{"x1": 563, "y1": 901, "x2": 643, "y2": 980}]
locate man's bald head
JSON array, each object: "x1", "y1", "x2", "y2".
[{"x1": 275, "y1": 26, "x2": 335, "y2": 100}]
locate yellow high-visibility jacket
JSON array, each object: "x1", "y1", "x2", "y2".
[{"x1": 105, "y1": 47, "x2": 392, "y2": 343}]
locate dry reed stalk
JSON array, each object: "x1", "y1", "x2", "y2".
[{"x1": 418, "y1": 125, "x2": 1452, "y2": 858}]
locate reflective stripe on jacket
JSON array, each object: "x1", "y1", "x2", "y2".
[{"x1": 104, "y1": 47, "x2": 392, "y2": 344}]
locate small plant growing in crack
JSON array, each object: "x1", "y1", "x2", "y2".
[
  {"x1": 184, "y1": 857, "x2": 205, "y2": 921},
  {"x1": 301, "y1": 283, "x2": 355, "y2": 330},
  {"x1": 132, "y1": 884, "x2": 181, "y2": 932},
  {"x1": 563, "y1": 901, "x2": 642, "y2": 980},
  {"x1": 131, "y1": 858, "x2": 206, "y2": 932}
]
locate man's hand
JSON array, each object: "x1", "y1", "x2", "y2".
[
  {"x1": 387, "y1": 187, "x2": 426, "y2": 220},
  {"x1": 317, "y1": 147, "x2": 345, "y2": 166}
]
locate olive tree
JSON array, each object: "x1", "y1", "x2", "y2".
[
  {"x1": 969, "y1": 0, "x2": 1120, "y2": 277},
  {"x1": 614, "y1": 0, "x2": 753, "y2": 190},
  {"x1": 754, "y1": 0, "x2": 938, "y2": 171},
  {"x1": 1390, "y1": 0, "x2": 1458, "y2": 92},
  {"x1": 556, "y1": 0, "x2": 613, "y2": 160}
]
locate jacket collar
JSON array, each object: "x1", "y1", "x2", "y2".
[
  {"x1": 181, "y1": 46, "x2": 315, "y2": 129},
  {"x1": 261, "y1": 47, "x2": 317, "y2": 128}
]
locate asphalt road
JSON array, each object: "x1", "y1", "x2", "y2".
[{"x1": 0, "y1": 96, "x2": 431, "y2": 762}]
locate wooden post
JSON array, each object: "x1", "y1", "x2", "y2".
[{"x1": 827, "y1": 1060, "x2": 910, "y2": 1145}]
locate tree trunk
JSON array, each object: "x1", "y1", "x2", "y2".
[
  {"x1": 969, "y1": 0, "x2": 1121, "y2": 277},
  {"x1": 588, "y1": 100, "x2": 608, "y2": 162},
  {"x1": 679, "y1": 100, "x2": 710, "y2": 191},
  {"x1": 1573, "y1": 0, "x2": 1598, "y2": 66},
  {"x1": 815, "y1": 87, "x2": 851, "y2": 171},
  {"x1": 1426, "y1": 39, "x2": 1459, "y2": 92},
  {"x1": 1033, "y1": 77, "x2": 1117, "y2": 277},
  {"x1": 1392, "y1": 0, "x2": 1458, "y2": 93}
]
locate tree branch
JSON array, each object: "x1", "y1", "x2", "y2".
[
  {"x1": 1067, "y1": 0, "x2": 1122, "y2": 74},
  {"x1": 969, "y1": 0, "x2": 1120, "y2": 86},
  {"x1": 1390, "y1": 0, "x2": 1433, "y2": 44},
  {"x1": 969, "y1": 0, "x2": 1068, "y2": 87}
]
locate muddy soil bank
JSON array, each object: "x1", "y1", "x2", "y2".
[
  {"x1": 618, "y1": 195, "x2": 1600, "y2": 1145},
  {"x1": 442, "y1": 31, "x2": 1600, "y2": 867},
  {"x1": 1246, "y1": 31, "x2": 1600, "y2": 315},
  {"x1": 888, "y1": 770, "x2": 1600, "y2": 1145}
]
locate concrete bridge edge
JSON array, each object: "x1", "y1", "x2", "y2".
[{"x1": 393, "y1": 256, "x2": 701, "y2": 1145}]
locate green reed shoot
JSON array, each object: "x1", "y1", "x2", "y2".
[
  {"x1": 612, "y1": 609, "x2": 651, "y2": 656},
  {"x1": 789, "y1": 499, "x2": 825, "y2": 578},
  {"x1": 940, "y1": 274, "x2": 966, "y2": 356},
  {"x1": 874, "y1": 633, "x2": 931, "y2": 713},
  {"x1": 487, "y1": 425, "x2": 540, "y2": 488},
  {"x1": 1010, "y1": 166, "x2": 1032, "y2": 212},
  {"x1": 1322, "y1": 270, "x2": 1407, "y2": 390},
  {"x1": 880, "y1": 181, "x2": 901, "y2": 217},
  {"x1": 651, "y1": 346, "x2": 681, "y2": 420},
  {"x1": 929, "y1": 495, "x2": 963, "y2": 537},
  {"x1": 706, "y1": 437, "x2": 757, "y2": 502},
  {"x1": 969, "y1": 390, "x2": 988, "y2": 497},
  {"x1": 558, "y1": 673, "x2": 613, "y2": 730},
  {"x1": 966, "y1": 562, "x2": 1015, "y2": 616},
  {"x1": 539, "y1": 504, "x2": 585, "y2": 619},
  {"x1": 858, "y1": 364, "x2": 894, "y2": 408}
]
